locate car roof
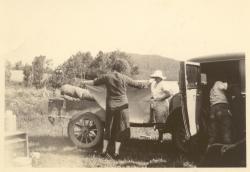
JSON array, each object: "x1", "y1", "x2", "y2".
[{"x1": 188, "y1": 53, "x2": 245, "y2": 63}]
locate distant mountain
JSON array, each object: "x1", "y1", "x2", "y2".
[{"x1": 129, "y1": 53, "x2": 180, "y2": 80}]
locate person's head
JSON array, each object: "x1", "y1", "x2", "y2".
[
  {"x1": 150, "y1": 70, "x2": 166, "y2": 83},
  {"x1": 112, "y1": 58, "x2": 131, "y2": 74}
]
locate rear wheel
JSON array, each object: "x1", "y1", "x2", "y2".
[{"x1": 68, "y1": 112, "x2": 104, "y2": 148}]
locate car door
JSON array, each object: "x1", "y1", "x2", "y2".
[{"x1": 179, "y1": 61, "x2": 201, "y2": 139}]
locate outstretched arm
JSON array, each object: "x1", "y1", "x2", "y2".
[
  {"x1": 82, "y1": 75, "x2": 107, "y2": 87},
  {"x1": 82, "y1": 80, "x2": 94, "y2": 85},
  {"x1": 81, "y1": 80, "x2": 94, "y2": 88},
  {"x1": 126, "y1": 77, "x2": 150, "y2": 89}
]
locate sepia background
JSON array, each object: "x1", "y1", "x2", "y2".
[{"x1": 0, "y1": 0, "x2": 249, "y2": 169}]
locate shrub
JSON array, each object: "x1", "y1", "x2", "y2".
[{"x1": 32, "y1": 56, "x2": 46, "y2": 88}]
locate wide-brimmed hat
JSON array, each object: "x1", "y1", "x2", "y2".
[{"x1": 150, "y1": 70, "x2": 166, "y2": 80}]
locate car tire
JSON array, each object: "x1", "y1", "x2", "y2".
[{"x1": 68, "y1": 112, "x2": 104, "y2": 148}]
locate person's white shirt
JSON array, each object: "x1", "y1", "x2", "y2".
[
  {"x1": 210, "y1": 81, "x2": 228, "y2": 106},
  {"x1": 150, "y1": 80, "x2": 177, "y2": 100}
]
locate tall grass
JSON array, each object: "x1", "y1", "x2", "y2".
[{"x1": 5, "y1": 84, "x2": 67, "y2": 136}]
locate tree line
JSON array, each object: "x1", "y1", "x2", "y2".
[{"x1": 5, "y1": 50, "x2": 139, "y2": 89}]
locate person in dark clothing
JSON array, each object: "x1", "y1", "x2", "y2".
[
  {"x1": 208, "y1": 81, "x2": 232, "y2": 145},
  {"x1": 82, "y1": 59, "x2": 146, "y2": 159},
  {"x1": 200, "y1": 80, "x2": 233, "y2": 167}
]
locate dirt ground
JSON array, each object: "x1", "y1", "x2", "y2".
[{"x1": 28, "y1": 128, "x2": 195, "y2": 168}]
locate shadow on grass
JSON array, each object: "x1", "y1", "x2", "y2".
[
  {"x1": 29, "y1": 135, "x2": 194, "y2": 167},
  {"x1": 121, "y1": 139, "x2": 177, "y2": 161}
]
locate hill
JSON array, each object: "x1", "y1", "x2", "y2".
[{"x1": 129, "y1": 53, "x2": 180, "y2": 80}]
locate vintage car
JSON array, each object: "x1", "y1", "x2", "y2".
[
  {"x1": 48, "y1": 81, "x2": 181, "y2": 148},
  {"x1": 48, "y1": 53, "x2": 245, "y2": 155}
]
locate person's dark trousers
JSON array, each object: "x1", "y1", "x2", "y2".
[
  {"x1": 208, "y1": 103, "x2": 232, "y2": 145},
  {"x1": 104, "y1": 104, "x2": 130, "y2": 142}
]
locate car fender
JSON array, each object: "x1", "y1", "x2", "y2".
[{"x1": 70, "y1": 107, "x2": 106, "y2": 122}]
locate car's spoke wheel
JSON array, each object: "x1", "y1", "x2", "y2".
[{"x1": 68, "y1": 112, "x2": 103, "y2": 148}]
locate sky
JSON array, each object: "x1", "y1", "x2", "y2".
[{"x1": 1, "y1": 0, "x2": 249, "y2": 68}]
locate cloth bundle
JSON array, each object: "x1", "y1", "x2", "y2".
[{"x1": 60, "y1": 84, "x2": 95, "y2": 101}]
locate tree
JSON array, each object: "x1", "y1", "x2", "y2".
[
  {"x1": 87, "y1": 51, "x2": 111, "y2": 78},
  {"x1": 87, "y1": 50, "x2": 139, "y2": 78},
  {"x1": 14, "y1": 61, "x2": 23, "y2": 70},
  {"x1": 32, "y1": 55, "x2": 46, "y2": 88},
  {"x1": 52, "y1": 50, "x2": 139, "y2": 85},
  {"x1": 45, "y1": 59, "x2": 53, "y2": 73},
  {"x1": 61, "y1": 51, "x2": 93, "y2": 83},
  {"x1": 23, "y1": 64, "x2": 32, "y2": 87},
  {"x1": 109, "y1": 50, "x2": 139, "y2": 75},
  {"x1": 5, "y1": 60, "x2": 11, "y2": 83}
]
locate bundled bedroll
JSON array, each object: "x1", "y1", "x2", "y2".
[{"x1": 60, "y1": 84, "x2": 95, "y2": 101}]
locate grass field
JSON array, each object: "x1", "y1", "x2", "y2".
[
  {"x1": 28, "y1": 132, "x2": 195, "y2": 167},
  {"x1": 5, "y1": 84, "x2": 195, "y2": 167}
]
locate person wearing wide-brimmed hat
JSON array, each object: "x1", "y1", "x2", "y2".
[{"x1": 149, "y1": 70, "x2": 173, "y2": 142}]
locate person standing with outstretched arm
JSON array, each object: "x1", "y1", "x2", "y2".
[{"x1": 82, "y1": 59, "x2": 146, "y2": 160}]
